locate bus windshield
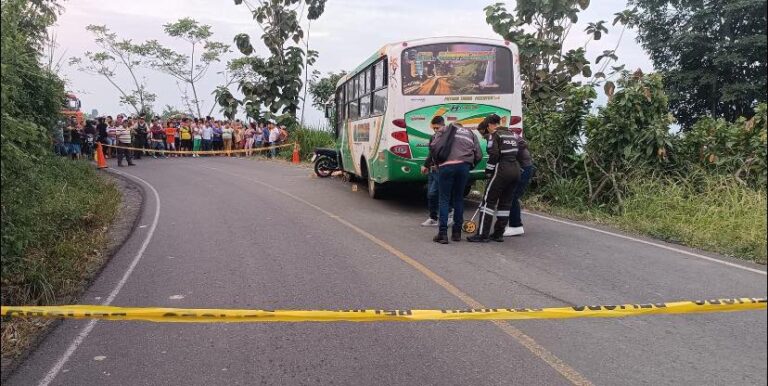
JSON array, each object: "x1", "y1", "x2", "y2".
[{"x1": 402, "y1": 43, "x2": 513, "y2": 96}]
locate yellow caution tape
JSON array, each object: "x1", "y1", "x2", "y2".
[
  {"x1": 1, "y1": 298, "x2": 764, "y2": 323},
  {"x1": 102, "y1": 142, "x2": 296, "y2": 156}
]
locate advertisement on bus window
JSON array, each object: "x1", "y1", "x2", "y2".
[{"x1": 402, "y1": 43, "x2": 513, "y2": 96}]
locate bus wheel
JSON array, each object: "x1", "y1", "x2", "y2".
[{"x1": 368, "y1": 178, "x2": 386, "y2": 199}]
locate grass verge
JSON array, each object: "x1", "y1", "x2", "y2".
[
  {"x1": 518, "y1": 176, "x2": 767, "y2": 264},
  {"x1": 1, "y1": 156, "x2": 121, "y2": 367}
]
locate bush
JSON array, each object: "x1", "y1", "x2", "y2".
[
  {"x1": 676, "y1": 103, "x2": 767, "y2": 188},
  {"x1": 279, "y1": 125, "x2": 335, "y2": 161},
  {"x1": 0, "y1": 156, "x2": 120, "y2": 305}
]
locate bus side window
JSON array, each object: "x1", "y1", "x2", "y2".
[
  {"x1": 372, "y1": 88, "x2": 387, "y2": 115},
  {"x1": 360, "y1": 94, "x2": 370, "y2": 118},
  {"x1": 349, "y1": 99, "x2": 359, "y2": 120}
]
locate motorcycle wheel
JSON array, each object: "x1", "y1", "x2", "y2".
[{"x1": 314, "y1": 156, "x2": 334, "y2": 178}]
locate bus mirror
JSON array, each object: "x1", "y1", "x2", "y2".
[{"x1": 324, "y1": 104, "x2": 332, "y2": 119}]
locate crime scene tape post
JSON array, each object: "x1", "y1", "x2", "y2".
[{"x1": 1, "y1": 298, "x2": 764, "y2": 323}]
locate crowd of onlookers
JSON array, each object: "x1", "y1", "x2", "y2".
[{"x1": 53, "y1": 114, "x2": 290, "y2": 166}]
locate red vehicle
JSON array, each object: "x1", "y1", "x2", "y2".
[{"x1": 62, "y1": 92, "x2": 84, "y2": 126}]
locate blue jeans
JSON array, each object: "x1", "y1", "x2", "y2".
[
  {"x1": 427, "y1": 170, "x2": 454, "y2": 220},
  {"x1": 509, "y1": 164, "x2": 535, "y2": 227},
  {"x1": 438, "y1": 162, "x2": 470, "y2": 234},
  {"x1": 427, "y1": 171, "x2": 439, "y2": 220}
]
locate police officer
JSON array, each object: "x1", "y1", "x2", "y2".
[
  {"x1": 467, "y1": 114, "x2": 521, "y2": 243},
  {"x1": 133, "y1": 114, "x2": 148, "y2": 159}
]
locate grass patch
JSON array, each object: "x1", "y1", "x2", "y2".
[
  {"x1": 522, "y1": 175, "x2": 767, "y2": 263},
  {"x1": 1, "y1": 155, "x2": 121, "y2": 363},
  {"x1": 279, "y1": 125, "x2": 336, "y2": 161}
]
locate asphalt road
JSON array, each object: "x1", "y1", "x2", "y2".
[{"x1": 6, "y1": 156, "x2": 767, "y2": 386}]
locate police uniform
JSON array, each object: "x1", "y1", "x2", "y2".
[
  {"x1": 133, "y1": 122, "x2": 148, "y2": 159},
  {"x1": 471, "y1": 127, "x2": 521, "y2": 241}
]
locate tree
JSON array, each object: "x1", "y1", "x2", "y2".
[
  {"x1": 308, "y1": 70, "x2": 345, "y2": 124},
  {"x1": 2, "y1": 0, "x2": 66, "y2": 266},
  {"x1": 160, "y1": 104, "x2": 187, "y2": 119},
  {"x1": 628, "y1": 0, "x2": 768, "y2": 128},
  {"x1": 70, "y1": 25, "x2": 156, "y2": 115},
  {"x1": 216, "y1": 0, "x2": 326, "y2": 126},
  {"x1": 141, "y1": 18, "x2": 230, "y2": 117},
  {"x1": 484, "y1": 1, "x2": 634, "y2": 108}
]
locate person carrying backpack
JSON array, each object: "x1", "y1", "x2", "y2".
[{"x1": 429, "y1": 122, "x2": 482, "y2": 244}]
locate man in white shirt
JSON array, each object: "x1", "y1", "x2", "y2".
[
  {"x1": 201, "y1": 123, "x2": 214, "y2": 153},
  {"x1": 268, "y1": 121, "x2": 280, "y2": 157}
]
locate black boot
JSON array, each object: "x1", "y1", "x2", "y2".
[
  {"x1": 433, "y1": 233, "x2": 449, "y2": 244},
  {"x1": 451, "y1": 230, "x2": 462, "y2": 242},
  {"x1": 466, "y1": 233, "x2": 490, "y2": 243}
]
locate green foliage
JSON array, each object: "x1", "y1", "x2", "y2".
[
  {"x1": 1, "y1": 0, "x2": 121, "y2": 308},
  {"x1": 140, "y1": 18, "x2": 230, "y2": 117},
  {"x1": 70, "y1": 25, "x2": 155, "y2": 115},
  {"x1": 677, "y1": 103, "x2": 767, "y2": 188},
  {"x1": 1, "y1": 158, "x2": 120, "y2": 305},
  {"x1": 628, "y1": 0, "x2": 768, "y2": 128},
  {"x1": 528, "y1": 172, "x2": 767, "y2": 263},
  {"x1": 308, "y1": 70, "x2": 346, "y2": 125},
  {"x1": 1, "y1": 0, "x2": 65, "y2": 134},
  {"x1": 308, "y1": 70, "x2": 346, "y2": 110},
  {"x1": 217, "y1": 0, "x2": 327, "y2": 125},
  {"x1": 277, "y1": 125, "x2": 335, "y2": 161},
  {"x1": 619, "y1": 173, "x2": 766, "y2": 263},
  {"x1": 524, "y1": 84, "x2": 596, "y2": 204}
]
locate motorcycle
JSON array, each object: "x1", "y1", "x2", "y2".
[{"x1": 312, "y1": 148, "x2": 341, "y2": 178}]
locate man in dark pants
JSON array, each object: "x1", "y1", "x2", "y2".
[
  {"x1": 430, "y1": 122, "x2": 482, "y2": 244},
  {"x1": 115, "y1": 121, "x2": 135, "y2": 166},
  {"x1": 420, "y1": 116, "x2": 453, "y2": 227},
  {"x1": 505, "y1": 126, "x2": 535, "y2": 236},
  {"x1": 133, "y1": 115, "x2": 148, "y2": 159},
  {"x1": 468, "y1": 114, "x2": 521, "y2": 242}
]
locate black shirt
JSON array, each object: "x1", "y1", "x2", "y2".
[
  {"x1": 70, "y1": 128, "x2": 82, "y2": 145},
  {"x1": 97, "y1": 122, "x2": 108, "y2": 138}
]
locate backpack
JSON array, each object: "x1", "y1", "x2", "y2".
[{"x1": 431, "y1": 124, "x2": 458, "y2": 165}]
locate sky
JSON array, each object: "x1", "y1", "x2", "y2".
[{"x1": 51, "y1": 0, "x2": 654, "y2": 125}]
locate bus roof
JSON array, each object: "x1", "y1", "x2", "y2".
[{"x1": 335, "y1": 36, "x2": 512, "y2": 89}]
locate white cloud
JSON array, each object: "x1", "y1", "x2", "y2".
[{"x1": 54, "y1": 0, "x2": 653, "y2": 124}]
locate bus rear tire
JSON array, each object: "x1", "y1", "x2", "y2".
[{"x1": 368, "y1": 178, "x2": 386, "y2": 199}]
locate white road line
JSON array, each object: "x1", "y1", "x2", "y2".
[
  {"x1": 37, "y1": 170, "x2": 161, "y2": 386},
  {"x1": 523, "y1": 211, "x2": 766, "y2": 276}
]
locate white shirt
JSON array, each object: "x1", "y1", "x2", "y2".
[
  {"x1": 202, "y1": 126, "x2": 213, "y2": 140},
  {"x1": 269, "y1": 127, "x2": 280, "y2": 142}
]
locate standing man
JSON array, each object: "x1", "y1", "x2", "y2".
[
  {"x1": 420, "y1": 116, "x2": 452, "y2": 227},
  {"x1": 201, "y1": 121, "x2": 213, "y2": 154},
  {"x1": 467, "y1": 114, "x2": 520, "y2": 243},
  {"x1": 149, "y1": 118, "x2": 166, "y2": 158},
  {"x1": 114, "y1": 120, "x2": 135, "y2": 166},
  {"x1": 133, "y1": 115, "x2": 148, "y2": 160},
  {"x1": 96, "y1": 116, "x2": 109, "y2": 156},
  {"x1": 429, "y1": 122, "x2": 482, "y2": 244},
  {"x1": 505, "y1": 127, "x2": 535, "y2": 236},
  {"x1": 268, "y1": 120, "x2": 280, "y2": 158}
]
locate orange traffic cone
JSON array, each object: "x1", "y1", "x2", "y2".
[
  {"x1": 96, "y1": 142, "x2": 108, "y2": 169},
  {"x1": 292, "y1": 143, "x2": 300, "y2": 164}
]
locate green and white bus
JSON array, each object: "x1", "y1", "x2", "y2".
[{"x1": 329, "y1": 36, "x2": 522, "y2": 198}]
